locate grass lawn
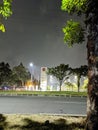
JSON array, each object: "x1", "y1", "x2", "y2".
[
  {"x1": 0, "y1": 114, "x2": 86, "y2": 130},
  {"x1": 0, "y1": 90, "x2": 87, "y2": 97}
]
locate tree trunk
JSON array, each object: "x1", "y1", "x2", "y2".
[
  {"x1": 77, "y1": 75, "x2": 80, "y2": 92},
  {"x1": 86, "y1": 36, "x2": 98, "y2": 130},
  {"x1": 21, "y1": 80, "x2": 24, "y2": 87},
  {"x1": 59, "y1": 80, "x2": 62, "y2": 91}
]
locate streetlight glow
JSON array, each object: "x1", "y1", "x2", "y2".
[
  {"x1": 29, "y1": 62, "x2": 33, "y2": 67},
  {"x1": 29, "y1": 62, "x2": 34, "y2": 82}
]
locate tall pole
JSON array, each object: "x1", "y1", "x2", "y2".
[
  {"x1": 29, "y1": 62, "x2": 33, "y2": 82},
  {"x1": 31, "y1": 73, "x2": 32, "y2": 82}
]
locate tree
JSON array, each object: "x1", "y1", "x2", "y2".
[
  {"x1": 61, "y1": 0, "x2": 98, "y2": 129},
  {"x1": 12, "y1": 63, "x2": 30, "y2": 87},
  {"x1": 62, "y1": 19, "x2": 85, "y2": 47},
  {"x1": 70, "y1": 65, "x2": 88, "y2": 92},
  {"x1": 47, "y1": 64, "x2": 70, "y2": 91},
  {"x1": 0, "y1": 62, "x2": 12, "y2": 86},
  {"x1": 0, "y1": 0, "x2": 12, "y2": 32}
]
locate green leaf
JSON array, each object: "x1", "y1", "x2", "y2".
[
  {"x1": 62, "y1": 20, "x2": 85, "y2": 47},
  {"x1": 0, "y1": 0, "x2": 12, "y2": 32},
  {"x1": 0, "y1": 24, "x2": 5, "y2": 32},
  {"x1": 61, "y1": 0, "x2": 87, "y2": 14},
  {"x1": 0, "y1": 0, "x2": 12, "y2": 18}
]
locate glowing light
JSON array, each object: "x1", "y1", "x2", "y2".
[{"x1": 29, "y1": 62, "x2": 33, "y2": 67}]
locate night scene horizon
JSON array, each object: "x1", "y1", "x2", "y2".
[{"x1": 0, "y1": 0, "x2": 87, "y2": 68}]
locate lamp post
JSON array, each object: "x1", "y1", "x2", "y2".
[{"x1": 29, "y1": 62, "x2": 33, "y2": 82}]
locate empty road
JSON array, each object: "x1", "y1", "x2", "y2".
[{"x1": 0, "y1": 96, "x2": 87, "y2": 115}]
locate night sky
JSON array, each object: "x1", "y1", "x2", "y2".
[{"x1": 0, "y1": 0, "x2": 87, "y2": 68}]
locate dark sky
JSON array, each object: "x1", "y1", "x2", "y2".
[{"x1": 0, "y1": 0, "x2": 87, "y2": 68}]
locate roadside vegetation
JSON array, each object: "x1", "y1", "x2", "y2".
[
  {"x1": 47, "y1": 64, "x2": 88, "y2": 92},
  {"x1": 0, "y1": 114, "x2": 86, "y2": 130},
  {"x1": 0, "y1": 90, "x2": 87, "y2": 97},
  {"x1": 0, "y1": 62, "x2": 88, "y2": 92}
]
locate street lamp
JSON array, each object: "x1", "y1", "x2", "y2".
[{"x1": 29, "y1": 62, "x2": 33, "y2": 82}]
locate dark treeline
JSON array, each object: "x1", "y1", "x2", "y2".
[{"x1": 0, "y1": 62, "x2": 30, "y2": 88}]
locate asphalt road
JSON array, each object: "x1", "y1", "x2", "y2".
[{"x1": 0, "y1": 96, "x2": 87, "y2": 115}]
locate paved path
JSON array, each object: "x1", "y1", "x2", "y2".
[{"x1": 0, "y1": 96, "x2": 87, "y2": 115}]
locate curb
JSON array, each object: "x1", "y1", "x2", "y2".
[{"x1": 0, "y1": 94, "x2": 87, "y2": 98}]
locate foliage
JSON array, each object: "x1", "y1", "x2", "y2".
[
  {"x1": 0, "y1": 62, "x2": 12, "y2": 86},
  {"x1": 72, "y1": 65, "x2": 88, "y2": 76},
  {"x1": 0, "y1": 0, "x2": 12, "y2": 32},
  {"x1": 64, "y1": 81, "x2": 76, "y2": 91},
  {"x1": 61, "y1": 0, "x2": 87, "y2": 14},
  {"x1": 81, "y1": 78, "x2": 88, "y2": 89},
  {"x1": 61, "y1": 0, "x2": 88, "y2": 47},
  {"x1": 0, "y1": 24, "x2": 5, "y2": 32},
  {"x1": 47, "y1": 64, "x2": 71, "y2": 91},
  {"x1": 70, "y1": 65, "x2": 88, "y2": 91},
  {"x1": 62, "y1": 19, "x2": 85, "y2": 47},
  {"x1": 65, "y1": 82, "x2": 75, "y2": 87},
  {"x1": 12, "y1": 63, "x2": 30, "y2": 86},
  {"x1": 0, "y1": 62, "x2": 34, "y2": 87}
]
